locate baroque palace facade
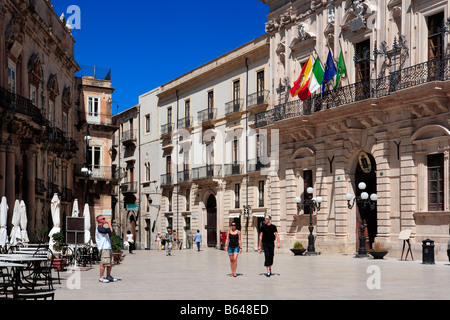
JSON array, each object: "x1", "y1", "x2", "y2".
[
  {"x1": 0, "y1": 0, "x2": 118, "y2": 243},
  {"x1": 115, "y1": 0, "x2": 450, "y2": 260}
]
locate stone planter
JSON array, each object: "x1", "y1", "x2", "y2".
[
  {"x1": 290, "y1": 248, "x2": 306, "y2": 256},
  {"x1": 369, "y1": 251, "x2": 388, "y2": 259}
]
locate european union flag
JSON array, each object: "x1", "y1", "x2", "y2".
[{"x1": 322, "y1": 50, "x2": 337, "y2": 95}]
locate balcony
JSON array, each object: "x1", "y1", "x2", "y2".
[
  {"x1": 161, "y1": 123, "x2": 174, "y2": 136},
  {"x1": 74, "y1": 165, "x2": 119, "y2": 181},
  {"x1": 160, "y1": 173, "x2": 173, "y2": 187},
  {"x1": 177, "y1": 170, "x2": 191, "y2": 183},
  {"x1": 197, "y1": 108, "x2": 217, "y2": 125},
  {"x1": 122, "y1": 129, "x2": 137, "y2": 145},
  {"x1": 47, "y1": 183, "x2": 60, "y2": 198},
  {"x1": 225, "y1": 99, "x2": 244, "y2": 116},
  {"x1": 178, "y1": 117, "x2": 193, "y2": 130},
  {"x1": 192, "y1": 165, "x2": 222, "y2": 180},
  {"x1": 46, "y1": 125, "x2": 66, "y2": 154},
  {"x1": 121, "y1": 181, "x2": 138, "y2": 194},
  {"x1": 0, "y1": 86, "x2": 45, "y2": 126},
  {"x1": 248, "y1": 158, "x2": 271, "y2": 173},
  {"x1": 224, "y1": 163, "x2": 244, "y2": 176},
  {"x1": 247, "y1": 90, "x2": 270, "y2": 113},
  {"x1": 255, "y1": 57, "x2": 450, "y2": 128},
  {"x1": 85, "y1": 112, "x2": 118, "y2": 133}
]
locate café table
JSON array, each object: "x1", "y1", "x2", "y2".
[{"x1": 0, "y1": 254, "x2": 50, "y2": 298}]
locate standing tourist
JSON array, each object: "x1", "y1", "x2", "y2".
[
  {"x1": 95, "y1": 215, "x2": 119, "y2": 283},
  {"x1": 258, "y1": 215, "x2": 280, "y2": 277},
  {"x1": 224, "y1": 222, "x2": 242, "y2": 277}
]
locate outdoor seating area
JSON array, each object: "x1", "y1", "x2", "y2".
[
  {"x1": 0, "y1": 242, "x2": 101, "y2": 300},
  {"x1": 0, "y1": 193, "x2": 106, "y2": 299}
]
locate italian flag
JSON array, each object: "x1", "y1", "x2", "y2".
[{"x1": 290, "y1": 57, "x2": 324, "y2": 101}]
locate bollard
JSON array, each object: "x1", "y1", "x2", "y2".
[{"x1": 422, "y1": 239, "x2": 435, "y2": 265}]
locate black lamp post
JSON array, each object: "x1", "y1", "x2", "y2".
[
  {"x1": 81, "y1": 124, "x2": 93, "y2": 204},
  {"x1": 295, "y1": 187, "x2": 322, "y2": 256},
  {"x1": 346, "y1": 182, "x2": 378, "y2": 258}
]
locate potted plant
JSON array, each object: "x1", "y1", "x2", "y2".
[
  {"x1": 368, "y1": 241, "x2": 389, "y2": 259},
  {"x1": 51, "y1": 232, "x2": 67, "y2": 271},
  {"x1": 34, "y1": 226, "x2": 49, "y2": 244},
  {"x1": 110, "y1": 232, "x2": 122, "y2": 264},
  {"x1": 290, "y1": 241, "x2": 306, "y2": 256}
]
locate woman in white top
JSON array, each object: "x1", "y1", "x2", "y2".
[
  {"x1": 155, "y1": 233, "x2": 162, "y2": 251},
  {"x1": 126, "y1": 230, "x2": 134, "y2": 254}
]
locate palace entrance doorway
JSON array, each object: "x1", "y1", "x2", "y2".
[
  {"x1": 355, "y1": 152, "x2": 378, "y2": 251},
  {"x1": 206, "y1": 194, "x2": 217, "y2": 248}
]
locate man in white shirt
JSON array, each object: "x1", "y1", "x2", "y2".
[{"x1": 95, "y1": 215, "x2": 118, "y2": 283}]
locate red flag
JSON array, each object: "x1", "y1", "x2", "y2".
[{"x1": 289, "y1": 58, "x2": 311, "y2": 98}]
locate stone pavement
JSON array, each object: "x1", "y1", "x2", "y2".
[{"x1": 52, "y1": 247, "x2": 450, "y2": 301}]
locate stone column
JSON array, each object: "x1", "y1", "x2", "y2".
[
  {"x1": 25, "y1": 148, "x2": 37, "y2": 241},
  {"x1": 6, "y1": 143, "x2": 16, "y2": 224},
  {"x1": 0, "y1": 143, "x2": 6, "y2": 199}
]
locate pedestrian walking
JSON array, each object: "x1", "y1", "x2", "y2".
[
  {"x1": 164, "y1": 228, "x2": 173, "y2": 256},
  {"x1": 155, "y1": 232, "x2": 162, "y2": 251},
  {"x1": 193, "y1": 230, "x2": 202, "y2": 251},
  {"x1": 125, "y1": 230, "x2": 134, "y2": 254},
  {"x1": 258, "y1": 215, "x2": 280, "y2": 277},
  {"x1": 95, "y1": 215, "x2": 119, "y2": 283},
  {"x1": 225, "y1": 222, "x2": 242, "y2": 277}
]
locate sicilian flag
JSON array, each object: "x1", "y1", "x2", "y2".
[{"x1": 290, "y1": 57, "x2": 324, "y2": 101}]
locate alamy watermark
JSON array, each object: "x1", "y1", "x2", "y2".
[
  {"x1": 366, "y1": 265, "x2": 381, "y2": 290},
  {"x1": 63, "y1": 5, "x2": 81, "y2": 30}
]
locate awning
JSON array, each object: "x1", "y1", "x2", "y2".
[
  {"x1": 228, "y1": 213, "x2": 241, "y2": 219},
  {"x1": 252, "y1": 212, "x2": 266, "y2": 218}
]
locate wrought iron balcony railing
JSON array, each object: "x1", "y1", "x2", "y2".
[
  {"x1": 178, "y1": 117, "x2": 193, "y2": 129},
  {"x1": 0, "y1": 86, "x2": 45, "y2": 126},
  {"x1": 225, "y1": 99, "x2": 244, "y2": 115},
  {"x1": 74, "y1": 164, "x2": 118, "y2": 181},
  {"x1": 47, "y1": 183, "x2": 60, "y2": 198},
  {"x1": 160, "y1": 173, "x2": 173, "y2": 186},
  {"x1": 161, "y1": 123, "x2": 174, "y2": 136},
  {"x1": 255, "y1": 57, "x2": 450, "y2": 128},
  {"x1": 192, "y1": 165, "x2": 222, "y2": 180},
  {"x1": 248, "y1": 158, "x2": 271, "y2": 173},
  {"x1": 197, "y1": 108, "x2": 217, "y2": 122},
  {"x1": 122, "y1": 129, "x2": 137, "y2": 143},
  {"x1": 121, "y1": 181, "x2": 138, "y2": 193},
  {"x1": 247, "y1": 90, "x2": 270, "y2": 108},
  {"x1": 177, "y1": 170, "x2": 191, "y2": 183},
  {"x1": 224, "y1": 163, "x2": 244, "y2": 176}
]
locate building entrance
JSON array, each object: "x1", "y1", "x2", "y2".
[
  {"x1": 206, "y1": 195, "x2": 217, "y2": 248},
  {"x1": 355, "y1": 152, "x2": 378, "y2": 250}
]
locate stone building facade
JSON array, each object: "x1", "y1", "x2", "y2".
[
  {"x1": 115, "y1": 0, "x2": 450, "y2": 259},
  {"x1": 255, "y1": 0, "x2": 450, "y2": 259},
  {"x1": 0, "y1": 0, "x2": 80, "y2": 242},
  {"x1": 0, "y1": 0, "x2": 118, "y2": 245}
]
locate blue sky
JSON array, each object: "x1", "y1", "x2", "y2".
[{"x1": 52, "y1": 1, "x2": 270, "y2": 114}]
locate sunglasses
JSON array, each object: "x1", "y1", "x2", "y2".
[{"x1": 231, "y1": 224, "x2": 236, "y2": 227}]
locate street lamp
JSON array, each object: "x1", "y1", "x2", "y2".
[
  {"x1": 82, "y1": 124, "x2": 93, "y2": 204},
  {"x1": 295, "y1": 187, "x2": 322, "y2": 256},
  {"x1": 346, "y1": 182, "x2": 378, "y2": 257}
]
